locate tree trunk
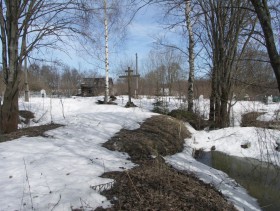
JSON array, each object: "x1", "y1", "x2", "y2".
[
  {"x1": 1, "y1": 0, "x2": 95, "y2": 133},
  {"x1": 250, "y1": 0, "x2": 280, "y2": 93},
  {"x1": 0, "y1": 81, "x2": 19, "y2": 133},
  {"x1": 220, "y1": 88, "x2": 229, "y2": 128},
  {"x1": 215, "y1": 94, "x2": 221, "y2": 127},
  {"x1": 104, "y1": 0, "x2": 110, "y2": 103},
  {"x1": 209, "y1": 95, "x2": 215, "y2": 122},
  {"x1": 185, "y1": 0, "x2": 195, "y2": 112},
  {"x1": 209, "y1": 68, "x2": 216, "y2": 123},
  {"x1": 0, "y1": 0, "x2": 21, "y2": 134},
  {"x1": 199, "y1": 0, "x2": 249, "y2": 128}
]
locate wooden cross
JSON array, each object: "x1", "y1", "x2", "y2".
[{"x1": 119, "y1": 67, "x2": 140, "y2": 104}]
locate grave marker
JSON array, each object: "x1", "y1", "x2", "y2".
[
  {"x1": 119, "y1": 67, "x2": 140, "y2": 105},
  {"x1": 267, "y1": 95, "x2": 273, "y2": 104},
  {"x1": 40, "y1": 89, "x2": 46, "y2": 98}
]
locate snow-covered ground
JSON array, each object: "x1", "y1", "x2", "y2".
[
  {"x1": 0, "y1": 95, "x2": 279, "y2": 210},
  {"x1": 182, "y1": 98, "x2": 280, "y2": 167}
]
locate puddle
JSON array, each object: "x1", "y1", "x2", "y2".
[{"x1": 196, "y1": 151, "x2": 280, "y2": 211}]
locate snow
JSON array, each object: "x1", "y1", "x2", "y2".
[
  {"x1": 185, "y1": 127, "x2": 280, "y2": 166},
  {"x1": 186, "y1": 99, "x2": 280, "y2": 166},
  {"x1": 1, "y1": 96, "x2": 279, "y2": 210},
  {"x1": 165, "y1": 148, "x2": 261, "y2": 211},
  {"x1": 1, "y1": 96, "x2": 155, "y2": 210}
]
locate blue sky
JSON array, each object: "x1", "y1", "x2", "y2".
[
  {"x1": 24, "y1": 2, "x2": 190, "y2": 81},
  {"x1": 31, "y1": 3, "x2": 172, "y2": 77}
]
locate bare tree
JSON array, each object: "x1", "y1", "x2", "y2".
[
  {"x1": 75, "y1": 0, "x2": 135, "y2": 102},
  {"x1": 0, "y1": 0, "x2": 89, "y2": 133},
  {"x1": 185, "y1": 0, "x2": 195, "y2": 111},
  {"x1": 233, "y1": 44, "x2": 278, "y2": 97},
  {"x1": 141, "y1": 49, "x2": 183, "y2": 96},
  {"x1": 249, "y1": 0, "x2": 280, "y2": 93},
  {"x1": 148, "y1": 0, "x2": 198, "y2": 110},
  {"x1": 197, "y1": 0, "x2": 256, "y2": 128},
  {"x1": 61, "y1": 67, "x2": 83, "y2": 96},
  {"x1": 28, "y1": 63, "x2": 45, "y2": 91}
]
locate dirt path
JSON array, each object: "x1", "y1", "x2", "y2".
[{"x1": 99, "y1": 115, "x2": 236, "y2": 211}]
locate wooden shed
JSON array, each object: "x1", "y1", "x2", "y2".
[{"x1": 80, "y1": 77, "x2": 113, "y2": 96}]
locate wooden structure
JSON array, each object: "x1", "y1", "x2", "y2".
[
  {"x1": 119, "y1": 67, "x2": 140, "y2": 105},
  {"x1": 80, "y1": 77, "x2": 113, "y2": 96}
]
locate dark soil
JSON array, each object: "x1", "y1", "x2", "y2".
[
  {"x1": 125, "y1": 101, "x2": 137, "y2": 108},
  {"x1": 97, "y1": 96, "x2": 118, "y2": 105},
  {"x1": 0, "y1": 123, "x2": 63, "y2": 142},
  {"x1": 241, "y1": 111, "x2": 280, "y2": 130},
  {"x1": 100, "y1": 115, "x2": 236, "y2": 210},
  {"x1": 98, "y1": 159, "x2": 236, "y2": 211},
  {"x1": 19, "y1": 110, "x2": 35, "y2": 119},
  {"x1": 19, "y1": 110, "x2": 35, "y2": 124},
  {"x1": 0, "y1": 110, "x2": 63, "y2": 142}
]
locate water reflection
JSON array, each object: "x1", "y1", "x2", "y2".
[{"x1": 196, "y1": 151, "x2": 280, "y2": 211}]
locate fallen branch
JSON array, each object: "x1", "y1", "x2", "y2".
[{"x1": 90, "y1": 180, "x2": 115, "y2": 192}]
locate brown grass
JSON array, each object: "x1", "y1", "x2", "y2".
[
  {"x1": 103, "y1": 115, "x2": 191, "y2": 163},
  {"x1": 99, "y1": 115, "x2": 237, "y2": 211},
  {"x1": 0, "y1": 123, "x2": 63, "y2": 142},
  {"x1": 168, "y1": 109, "x2": 209, "y2": 130},
  {"x1": 241, "y1": 112, "x2": 280, "y2": 130},
  {"x1": 98, "y1": 159, "x2": 236, "y2": 211}
]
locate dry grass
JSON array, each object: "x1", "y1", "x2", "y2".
[
  {"x1": 98, "y1": 159, "x2": 236, "y2": 211},
  {"x1": 241, "y1": 112, "x2": 280, "y2": 130},
  {"x1": 168, "y1": 109, "x2": 209, "y2": 130},
  {"x1": 100, "y1": 115, "x2": 236, "y2": 211},
  {"x1": 103, "y1": 115, "x2": 191, "y2": 163},
  {"x1": 0, "y1": 123, "x2": 63, "y2": 142}
]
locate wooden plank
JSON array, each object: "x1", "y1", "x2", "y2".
[
  {"x1": 119, "y1": 67, "x2": 140, "y2": 104},
  {"x1": 119, "y1": 74, "x2": 140, "y2": 78}
]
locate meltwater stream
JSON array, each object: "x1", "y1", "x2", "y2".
[{"x1": 196, "y1": 151, "x2": 280, "y2": 211}]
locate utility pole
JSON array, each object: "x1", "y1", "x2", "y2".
[
  {"x1": 104, "y1": 0, "x2": 109, "y2": 103},
  {"x1": 135, "y1": 53, "x2": 139, "y2": 98}
]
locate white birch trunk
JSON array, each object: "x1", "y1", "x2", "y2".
[
  {"x1": 104, "y1": 0, "x2": 109, "y2": 103},
  {"x1": 185, "y1": 0, "x2": 195, "y2": 112}
]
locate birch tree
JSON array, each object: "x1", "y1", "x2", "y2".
[
  {"x1": 104, "y1": 0, "x2": 110, "y2": 103},
  {"x1": 185, "y1": 0, "x2": 195, "y2": 111},
  {"x1": 149, "y1": 0, "x2": 197, "y2": 110},
  {"x1": 76, "y1": 0, "x2": 132, "y2": 103}
]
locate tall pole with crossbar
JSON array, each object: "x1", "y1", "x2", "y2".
[
  {"x1": 135, "y1": 53, "x2": 139, "y2": 98},
  {"x1": 119, "y1": 67, "x2": 140, "y2": 106}
]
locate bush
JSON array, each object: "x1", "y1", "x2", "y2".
[
  {"x1": 152, "y1": 100, "x2": 169, "y2": 114},
  {"x1": 168, "y1": 109, "x2": 209, "y2": 130}
]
